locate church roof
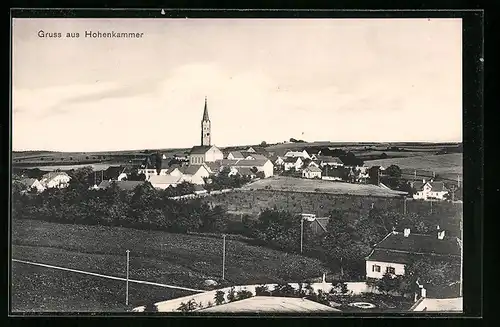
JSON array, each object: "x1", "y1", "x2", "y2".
[
  {"x1": 190, "y1": 146, "x2": 212, "y2": 154},
  {"x1": 202, "y1": 97, "x2": 210, "y2": 121}
]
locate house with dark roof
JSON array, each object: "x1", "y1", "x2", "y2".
[
  {"x1": 365, "y1": 228, "x2": 461, "y2": 280},
  {"x1": 96, "y1": 180, "x2": 151, "y2": 192},
  {"x1": 316, "y1": 156, "x2": 344, "y2": 168},
  {"x1": 411, "y1": 180, "x2": 449, "y2": 200},
  {"x1": 178, "y1": 164, "x2": 211, "y2": 185},
  {"x1": 16, "y1": 178, "x2": 45, "y2": 193}
]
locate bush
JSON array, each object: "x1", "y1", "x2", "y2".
[
  {"x1": 177, "y1": 299, "x2": 197, "y2": 312},
  {"x1": 236, "y1": 289, "x2": 253, "y2": 301},
  {"x1": 143, "y1": 302, "x2": 158, "y2": 312},
  {"x1": 255, "y1": 284, "x2": 271, "y2": 296},
  {"x1": 214, "y1": 290, "x2": 225, "y2": 305},
  {"x1": 227, "y1": 287, "x2": 237, "y2": 302}
]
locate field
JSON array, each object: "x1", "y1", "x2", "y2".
[
  {"x1": 11, "y1": 262, "x2": 191, "y2": 312},
  {"x1": 240, "y1": 176, "x2": 408, "y2": 197},
  {"x1": 11, "y1": 219, "x2": 330, "y2": 312},
  {"x1": 365, "y1": 153, "x2": 463, "y2": 180}
]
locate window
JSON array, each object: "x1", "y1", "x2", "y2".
[
  {"x1": 386, "y1": 267, "x2": 396, "y2": 274},
  {"x1": 372, "y1": 265, "x2": 381, "y2": 272}
]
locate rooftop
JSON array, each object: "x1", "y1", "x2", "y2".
[
  {"x1": 190, "y1": 146, "x2": 212, "y2": 155},
  {"x1": 198, "y1": 296, "x2": 341, "y2": 313},
  {"x1": 316, "y1": 156, "x2": 344, "y2": 164},
  {"x1": 148, "y1": 174, "x2": 183, "y2": 185},
  {"x1": 375, "y1": 232, "x2": 461, "y2": 257},
  {"x1": 41, "y1": 171, "x2": 70, "y2": 180},
  {"x1": 304, "y1": 166, "x2": 322, "y2": 173}
]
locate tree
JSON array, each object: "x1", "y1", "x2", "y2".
[
  {"x1": 154, "y1": 151, "x2": 163, "y2": 175},
  {"x1": 368, "y1": 166, "x2": 380, "y2": 185},
  {"x1": 144, "y1": 302, "x2": 158, "y2": 312},
  {"x1": 227, "y1": 287, "x2": 237, "y2": 302},
  {"x1": 214, "y1": 290, "x2": 225, "y2": 305},
  {"x1": 273, "y1": 283, "x2": 297, "y2": 297},
  {"x1": 177, "y1": 299, "x2": 197, "y2": 312},
  {"x1": 376, "y1": 272, "x2": 399, "y2": 295},
  {"x1": 68, "y1": 166, "x2": 94, "y2": 188},
  {"x1": 255, "y1": 285, "x2": 270, "y2": 296},
  {"x1": 380, "y1": 152, "x2": 388, "y2": 159},
  {"x1": 260, "y1": 141, "x2": 267, "y2": 147},
  {"x1": 236, "y1": 289, "x2": 253, "y2": 301}
]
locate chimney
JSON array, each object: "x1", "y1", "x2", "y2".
[
  {"x1": 403, "y1": 228, "x2": 410, "y2": 237},
  {"x1": 438, "y1": 230, "x2": 445, "y2": 240},
  {"x1": 422, "y1": 178, "x2": 426, "y2": 183}
]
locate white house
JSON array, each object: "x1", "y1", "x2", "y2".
[
  {"x1": 148, "y1": 174, "x2": 183, "y2": 190},
  {"x1": 412, "y1": 180, "x2": 449, "y2": 200},
  {"x1": 220, "y1": 158, "x2": 274, "y2": 178},
  {"x1": 178, "y1": 164, "x2": 211, "y2": 185},
  {"x1": 308, "y1": 161, "x2": 320, "y2": 168},
  {"x1": 227, "y1": 151, "x2": 245, "y2": 160},
  {"x1": 138, "y1": 161, "x2": 170, "y2": 176},
  {"x1": 365, "y1": 228, "x2": 461, "y2": 280},
  {"x1": 302, "y1": 166, "x2": 322, "y2": 179},
  {"x1": 40, "y1": 172, "x2": 71, "y2": 189},
  {"x1": 274, "y1": 156, "x2": 285, "y2": 166},
  {"x1": 17, "y1": 178, "x2": 46, "y2": 193},
  {"x1": 284, "y1": 150, "x2": 310, "y2": 159},
  {"x1": 283, "y1": 157, "x2": 303, "y2": 171}
]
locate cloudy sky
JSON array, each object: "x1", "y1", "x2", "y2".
[{"x1": 12, "y1": 18, "x2": 462, "y2": 152}]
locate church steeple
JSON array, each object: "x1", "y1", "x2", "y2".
[
  {"x1": 202, "y1": 96, "x2": 210, "y2": 121},
  {"x1": 201, "y1": 97, "x2": 211, "y2": 146}
]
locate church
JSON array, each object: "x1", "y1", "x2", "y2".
[{"x1": 189, "y1": 97, "x2": 224, "y2": 165}]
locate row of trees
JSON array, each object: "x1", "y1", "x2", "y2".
[{"x1": 12, "y1": 181, "x2": 228, "y2": 234}]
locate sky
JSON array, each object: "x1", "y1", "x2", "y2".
[{"x1": 12, "y1": 18, "x2": 463, "y2": 152}]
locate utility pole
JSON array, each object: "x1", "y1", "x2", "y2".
[
  {"x1": 300, "y1": 217, "x2": 304, "y2": 254},
  {"x1": 125, "y1": 250, "x2": 130, "y2": 306},
  {"x1": 403, "y1": 197, "x2": 407, "y2": 215},
  {"x1": 222, "y1": 234, "x2": 226, "y2": 280},
  {"x1": 430, "y1": 199, "x2": 433, "y2": 214}
]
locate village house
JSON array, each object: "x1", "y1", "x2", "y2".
[
  {"x1": 307, "y1": 160, "x2": 320, "y2": 168},
  {"x1": 243, "y1": 153, "x2": 268, "y2": 160},
  {"x1": 17, "y1": 178, "x2": 46, "y2": 193},
  {"x1": 227, "y1": 151, "x2": 245, "y2": 160},
  {"x1": 235, "y1": 167, "x2": 258, "y2": 179},
  {"x1": 412, "y1": 180, "x2": 449, "y2": 200},
  {"x1": 245, "y1": 146, "x2": 269, "y2": 156},
  {"x1": 40, "y1": 171, "x2": 71, "y2": 189},
  {"x1": 178, "y1": 164, "x2": 211, "y2": 185},
  {"x1": 365, "y1": 228, "x2": 461, "y2": 280},
  {"x1": 273, "y1": 156, "x2": 285, "y2": 167},
  {"x1": 229, "y1": 159, "x2": 274, "y2": 178},
  {"x1": 138, "y1": 161, "x2": 170, "y2": 176},
  {"x1": 302, "y1": 166, "x2": 322, "y2": 179},
  {"x1": 316, "y1": 155, "x2": 344, "y2": 168},
  {"x1": 284, "y1": 149, "x2": 310, "y2": 159},
  {"x1": 148, "y1": 174, "x2": 183, "y2": 190},
  {"x1": 283, "y1": 157, "x2": 303, "y2": 171}
]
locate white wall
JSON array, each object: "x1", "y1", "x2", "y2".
[
  {"x1": 260, "y1": 161, "x2": 274, "y2": 178},
  {"x1": 46, "y1": 175, "x2": 71, "y2": 188},
  {"x1": 205, "y1": 147, "x2": 224, "y2": 162},
  {"x1": 365, "y1": 260, "x2": 406, "y2": 279}
]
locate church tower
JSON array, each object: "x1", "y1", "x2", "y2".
[{"x1": 201, "y1": 96, "x2": 211, "y2": 146}]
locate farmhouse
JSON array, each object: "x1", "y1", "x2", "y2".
[
  {"x1": 40, "y1": 172, "x2": 71, "y2": 189},
  {"x1": 225, "y1": 159, "x2": 274, "y2": 178},
  {"x1": 178, "y1": 164, "x2": 211, "y2": 185},
  {"x1": 316, "y1": 156, "x2": 344, "y2": 168},
  {"x1": 284, "y1": 149, "x2": 310, "y2": 159},
  {"x1": 273, "y1": 156, "x2": 285, "y2": 167},
  {"x1": 138, "y1": 161, "x2": 170, "y2": 176},
  {"x1": 412, "y1": 180, "x2": 449, "y2": 200},
  {"x1": 148, "y1": 174, "x2": 183, "y2": 190},
  {"x1": 245, "y1": 146, "x2": 269, "y2": 156},
  {"x1": 283, "y1": 157, "x2": 303, "y2": 171},
  {"x1": 235, "y1": 167, "x2": 258, "y2": 179},
  {"x1": 17, "y1": 178, "x2": 45, "y2": 193},
  {"x1": 365, "y1": 228, "x2": 461, "y2": 280},
  {"x1": 227, "y1": 151, "x2": 245, "y2": 160},
  {"x1": 302, "y1": 166, "x2": 322, "y2": 179}
]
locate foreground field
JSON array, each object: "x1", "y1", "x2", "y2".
[
  {"x1": 241, "y1": 176, "x2": 407, "y2": 197},
  {"x1": 11, "y1": 219, "x2": 330, "y2": 312},
  {"x1": 11, "y1": 262, "x2": 191, "y2": 312},
  {"x1": 365, "y1": 153, "x2": 462, "y2": 177}
]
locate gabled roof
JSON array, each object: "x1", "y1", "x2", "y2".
[
  {"x1": 246, "y1": 146, "x2": 268, "y2": 155},
  {"x1": 178, "y1": 164, "x2": 207, "y2": 175},
  {"x1": 166, "y1": 164, "x2": 182, "y2": 174},
  {"x1": 148, "y1": 174, "x2": 183, "y2": 185},
  {"x1": 412, "y1": 181, "x2": 448, "y2": 192},
  {"x1": 189, "y1": 146, "x2": 212, "y2": 155},
  {"x1": 97, "y1": 180, "x2": 147, "y2": 191},
  {"x1": 247, "y1": 154, "x2": 268, "y2": 160},
  {"x1": 236, "y1": 167, "x2": 257, "y2": 176},
  {"x1": 284, "y1": 157, "x2": 301, "y2": 163},
  {"x1": 41, "y1": 171, "x2": 70, "y2": 180},
  {"x1": 198, "y1": 296, "x2": 340, "y2": 313},
  {"x1": 374, "y1": 232, "x2": 461, "y2": 257},
  {"x1": 303, "y1": 166, "x2": 322, "y2": 173},
  {"x1": 227, "y1": 151, "x2": 245, "y2": 159},
  {"x1": 230, "y1": 159, "x2": 270, "y2": 167},
  {"x1": 316, "y1": 156, "x2": 344, "y2": 164},
  {"x1": 18, "y1": 178, "x2": 38, "y2": 187}
]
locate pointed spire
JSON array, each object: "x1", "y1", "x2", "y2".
[{"x1": 202, "y1": 96, "x2": 210, "y2": 121}]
